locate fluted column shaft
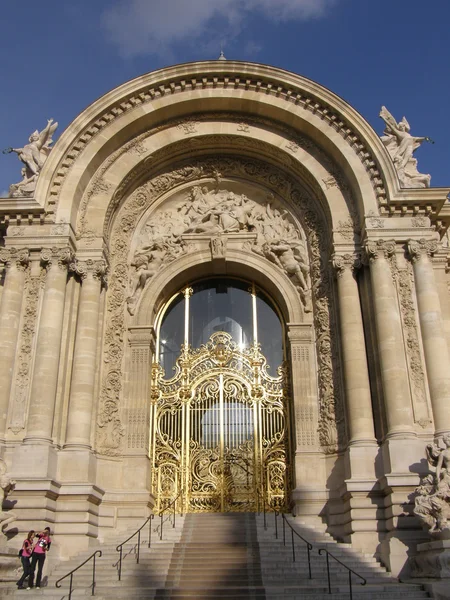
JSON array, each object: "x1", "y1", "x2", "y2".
[
  {"x1": 65, "y1": 260, "x2": 106, "y2": 449},
  {"x1": 25, "y1": 248, "x2": 72, "y2": 444},
  {"x1": 333, "y1": 254, "x2": 376, "y2": 444},
  {"x1": 408, "y1": 239, "x2": 450, "y2": 435},
  {"x1": 0, "y1": 248, "x2": 29, "y2": 440},
  {"x1": 365, "y1": 240, "x2": 414, "y2": 436}
]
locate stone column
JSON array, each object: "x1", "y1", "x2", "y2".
[
  {"x1": 65, "y1": 259, "x2": 107, "y2": 449},
  {"x1": 408, "y1": 239, "x2": 450, "y2": 436},
  {"x1": 365, "y1": 239, "x2": 415, "y2": 437},
  {"x1": 25, "y1": 247, "x2": 73, "y2": 444},
  {"x1": 0, "y1": 248, "x2": 29, "y2": 441},
  {"x1": 332, "y1": 253, "x2": 376, "y2": 446}
]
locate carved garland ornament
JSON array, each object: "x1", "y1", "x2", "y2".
[
  {"x1": 49, "y1": 74, "x2": 386, "y2": 212},
  {"x1": 97, "y1": 157, "x2": 344, "y2": 455}
]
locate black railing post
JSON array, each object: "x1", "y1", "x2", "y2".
[
  {"x1": 137, "y1": 530, "x2": 141, "y2": 564},
  {"x1": 291, "y1": 528, "x2": 295, "y2": 562},
  {"x1": 92, "y1": 552, "x2": 96, "y2": 596},
  {"x1": 173, "y1": 497, "x2": 176, "y2": 528},
  {"x1": 307, "y1": 543, "x2": 312, "y2": 579},
  {"x1": 282, "y1": 514, "x2": 286, "y2": 546},
  {"x1": 326, "y1": 551, "x2": 331, "y2": 594},
  {"x1": 118, "y1": 546, "x2": 122, "y2": 581},
  {"x1": 160, "y1": 511, "x2": 163, "y2": 540},
  {"x1": 148, "y1": 514, "x2": 152, "y2": 548},
  {"x1": 274, "y1": 511, "x2": 278, "y2": 539},
  {"x1": 69, "y1": 573, "x2": 73, "y2": 600}
]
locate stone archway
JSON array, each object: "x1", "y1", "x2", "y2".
[{"x1": 1, "y1": 60, "x2": 449, "y2": 572}]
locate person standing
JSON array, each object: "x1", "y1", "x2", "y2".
[
  {"x1": 28, "y1": 527, "x2": 51, "y2": 589},
  {"x1": 16, "y1": 530, "x2": 35, "y2": 590}
]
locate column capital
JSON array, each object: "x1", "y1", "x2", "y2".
[
  {"x1": 407, "y1": 238, "x2": 438, "y2": 263},
  {"x1": 287, "y1": 322, "x2": 314, "y2": 344},
  {"x1": 331, "y1": 253, "x2": 362, "y2": 278},
  {"x1": 0, "y1": 247, "x2": 30, "y2": 271},
  {"x1": 40, "y1": 246, "x2": 74, "y2": 271},
  {"x1": 72, "y1": 258, "x2": 108, "y2": 283},
  {"x1": 363, "y1": 239, "x2": 396, "y2": 264}
]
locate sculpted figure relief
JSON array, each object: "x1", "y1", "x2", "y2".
[
  {"x1": 126, "y1": 185, "x2": 312, "y2": 314},
  {"x1": 379, "y1": 106, "x2": 431, "y2": 189},
  {"x1": 0, "y1": 459, "x2": 16, "y2": 534},
  {"x1": 414, "y1": 435, "x2": 450, "y2": 534},
  {"x1": 4, "y1": 119, "x2": 58, "y2": 197}
]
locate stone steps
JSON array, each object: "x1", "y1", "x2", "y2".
[{"x1": 3, "y1": 512, "x2": 431, "y2": 599}]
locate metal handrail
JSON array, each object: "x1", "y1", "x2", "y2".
[
  {"x1": 157, "y1": 488, "x2": 184, "y2": 540},
  {"x1": 55, "y1": 550, "x2": 102, "y2": 599},
  {"x1": 115, "y1": 514, "x2": 154, "y2": 581},
  {"x1": 318, "y1": 547, "x2": 366, "y2": 599}
]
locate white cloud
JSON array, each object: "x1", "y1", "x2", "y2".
[{"x1": 102, "y1": 0, "x2": 336, "y2": 58}]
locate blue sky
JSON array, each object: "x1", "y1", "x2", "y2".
[{"x1": 1, "y1": 0, "x2": 449, "y2": 195}]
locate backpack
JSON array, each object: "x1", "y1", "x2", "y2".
[{"x1": 18, "y1": 549, "x2": 23, "y2": 557}]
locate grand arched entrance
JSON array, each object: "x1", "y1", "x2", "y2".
[{"x1": 151, "y1": 278, "x2": 291, "y2": 512}]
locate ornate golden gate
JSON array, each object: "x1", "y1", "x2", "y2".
[{"x1": 150, "y1": 332, "x2": 291, "y2": 512}]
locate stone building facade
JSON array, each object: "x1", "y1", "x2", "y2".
[{"x1": 1, "y1": 60, "x2": 450, "y2": 576}]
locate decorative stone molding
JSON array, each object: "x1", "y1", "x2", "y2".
[
  {"x1": 40, "y1": 246, "x2": 74, "y2": 271},
  {"x1": 397, "y1": 265, "x2": 430, "y2": 427},
  {"x1": 331, "y1": 253, "x2": 361, "y2": 278},
  {"x1": 72, "y1": 259, "x2": 108, "y2": 284},
  {"x1": 363, "y1": 239, "x2": 396, "y2": 263},
  {"x1": 9, "y1": 268, "x2": 45, "y2": 434},
  {"x1": 366, "y1": 210, "x2": 385, "y2": 229},
  {"x1": 48, "y1": 68, "x2": 384, "y2": 212},
  {"x1": 0, "y1": 248, "x2": 30, "y2": 271},
  {"x1": 407, "y1": 238, "x2": 438, "y2": 263},
  {"x1": 210, "y1": 236, "x2": 227, "y2": 260}
]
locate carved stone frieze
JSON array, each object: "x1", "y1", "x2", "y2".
[{"x1": 366, "y1": 210, "x2": 385, "y2": 229}]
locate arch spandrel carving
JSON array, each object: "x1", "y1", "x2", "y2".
[{"x1": 97, "y1": 154, "x2": 344, "y2": 457}]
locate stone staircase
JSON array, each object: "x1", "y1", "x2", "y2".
[{"x1": 2, "y1": 512, "x2": 431, "y2": 599}]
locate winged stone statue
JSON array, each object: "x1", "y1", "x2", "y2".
[
  {"x1": 4, "y1": 119, "x2": 58, "y2": 197},
  {"x1": 379, "y1": 106, "x2": 431, "y2": 188}
]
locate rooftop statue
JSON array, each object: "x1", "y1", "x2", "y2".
[
  {"x1": 379, "y1": 106, "x2": 432, "y2": 189},
  {"x1": 3, "y1": 119, "x2": 58, "y2": 197}
]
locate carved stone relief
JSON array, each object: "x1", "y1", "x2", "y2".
[
  {"x1": 9, "y1": 268, "x2": 45, "y2": 434},
  {"x1": 97, "y1": 157, "x2": 344, "y2": 456}
]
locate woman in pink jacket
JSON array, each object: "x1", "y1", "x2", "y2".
[
  {"x1": 16, "y1": 530, "x2": 35, "y2": 589},
  {"x1": 29, "y1": 527, "x2": 51, "y2": 589}
]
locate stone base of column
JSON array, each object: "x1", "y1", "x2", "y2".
[
  {"x1": 337, "y1": 480, "x2": 385, "y2": 557},
  {"x1": 379, "y1": 474, "x2": 429, "y2": 577},
  {"x1": 345, "y1": 442, "x2": 379, "y2": 480},
  {"x1": 10, "y1": 444, "x2": 58, "y2": 479},
  {"x1": 381, "y1": 436, "x2": 425, "y2": 474},
  {"x1": 291, "y1": 487, "x2": 328, "y2": 527},
  {"x1": 410, "y1": 539, "x2": 450, "y2": 579},
  {"x1": 54, "y1": 484, "x2": 105, "y2": 559},
  {"x1": 98, "y1": 491, "x2": 155, "y2": 537},
  {"x1": 6, "y1": 478, "x2": 61, "y2": 535},
  {"x1": 58, "y1": 448, "x2": 97, "y2": 483}
]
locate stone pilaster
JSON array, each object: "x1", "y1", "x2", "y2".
[
  {"x1": 0, "y1": 248, "x2": 29, "y2": 443},
  {"x1": 408, "y1": 238, "x2": 450, "y2": 436},
  {"x1": 364, "y1": 239, "x2": 415, "y2": 439},
  {"x1": 64, "y1": 259, "x2": 107, "y2": 450},
  {"x1": 24, "y1": 247, "x2": 73, "y2": 446},
  {"x1": 288, "y1": 323, "x2": 325, "y2": 522}
]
